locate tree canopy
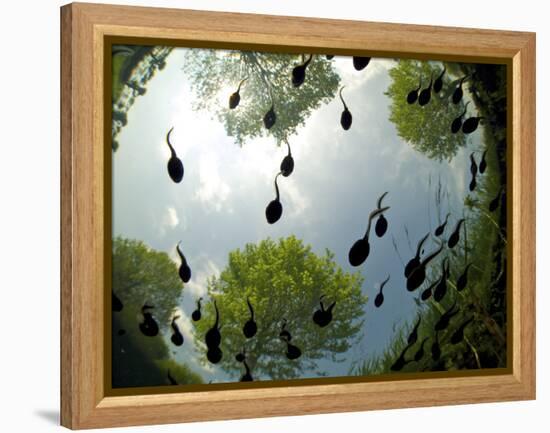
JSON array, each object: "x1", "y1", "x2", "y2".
[
  {"x1": 193, "y1": 236, "x2": 367, "y2": 381},
  {"x1": 112, "y1": 236, "x2": 183, "y2": 328},
  {"x1": 181, "y1": 50, "x2": 341, "y2": 146},
  {"x1": 111, "y1": 236, "x2": 203, "y2": 387},
  {"x1": 385, "y1": 60, "x2": 468, "y2": 161}
]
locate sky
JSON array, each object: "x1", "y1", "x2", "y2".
[{"x1": 112, "y1": 48, "x2": 486, "y2": 383}]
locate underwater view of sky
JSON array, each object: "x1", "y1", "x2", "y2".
[{"x1": 112, "y1": 47, "x2": 485, "y2": 383}]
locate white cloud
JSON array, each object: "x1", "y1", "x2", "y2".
[
  {"x1": 194, "y1": 152, "x2": 232, "y2": 212},
  {"x1": 184, "y1": 258, "x2": 221, "y2": 298}
]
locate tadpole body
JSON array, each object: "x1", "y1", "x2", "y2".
[
  {"x1": 406, "y1": 244, "x2": 444, "y2": 292},
  {"x1": 165, "y1": 127, "x2": 184, "y2": 183},
  {"x1": 418, "y1": 74, "x2": 434, "y2": 106},
  {"x1": 404, "y1": 233, "x2": 430, "y2": 278},
  {"x1": 407, "y1": 316, "x2": 421, "y2": 345},
  {"x1": 205, "y1": 300, "x2": 222, "y2": 363},
  {"x1": 265, "y1": 173, "x2": 283, "y2": 224},
  {"x1": 373, "y1": 275, "x2": 390, "y2": 308},
  {"x1": 407, "y1": 78, "x2": 422, "y2": 104},
  {"x1": 450, "y1": 317, "x2": 474, "y2": 345},
  {"x1": 353, "y1": 56, "x2": 371, "y2": 71},
  {"x1": 139, "y1": 305, "x2": 159, "y2": 337},
  {"x1": 192, "y1": 298, "x2": 202, "y2": 322},
  {"x1": 229, "y1": 77, "x2": 248, "y2": 109},
  {"x1": 433, "y1": 67, "x2": 446, "y2": 94},
  {"x1": 339, "y1": 86, "x2": 352, "y2": 130},
  {"x1": 291, "y1": 54, "x2": 313, "y2": 87},
  {"x1": 170, "y1": 315, "x2": 184, "y2": 346},
  {"x1": 489, "y1": 188, "x2": 504, "y2": 212},
  {"x1": 433, "y1": 258, "x2": 450, "y2": 303},
  {"x1": 452, "y1": 76, "x2": 468, "y2": 104},
  {"x1": 434, "y1": 214, "x2": 450, "y2": 237},
  {"x1": 462, "y1": 116, "x2": 484, "y2": 134},
  {"x1": 313, "y1": 295, "x2": 336, "y2": 327},
  {"x1": 448, "y1": 218, "x2": 465, "y2": 249},
  {"x1": 243, "y1": 298, "x2": 258, "y2": 338},
  {"x1": 176, "y1": 242, "x2": 191, "y2": 283},
  {"x1": 280, "y1": 139, "x2": 294, "y2": 177},
  {"x1": 349, "y1": 203, "x2": 390, "y2": 267},
  {"x1": 479, "y1": 150, "x2": 488, "y2": 174},
  {"x1": 435, "y1": 300, "x2": 460, "y2": 332},
  {"x1": 451, "y1": 102, "x2": 470, "y2": 134},
  {"x1": 456, "y1": 263, "x2": 473, "y2": 292}
]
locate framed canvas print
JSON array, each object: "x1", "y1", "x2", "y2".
[{"x1": 60, "y1": 2, "x2": 536, "y2": 429}]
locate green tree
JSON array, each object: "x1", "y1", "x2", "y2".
[
  {"x1": 193, "y1": 236, "x2": 366, "y2": 381},
  {"x1": 112, "y1": 236, "x2": 183, "y2": 327},
  {"x1": 181, "y1": 50, "x2": 340, "y2": 146},
  {"x1": 385, "y1": 60, "x2": 468, "y2": 161}
]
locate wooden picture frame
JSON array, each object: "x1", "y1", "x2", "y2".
[{"x1": 60, "y1": 2, "x2": 536, "y2": 429}]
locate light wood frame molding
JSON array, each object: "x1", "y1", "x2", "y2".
[{"x1": 60, "y1": 2, "x2": 536, "y2": 429}]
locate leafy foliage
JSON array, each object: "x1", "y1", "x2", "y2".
[
  {"x1": 385, "y1": 60, "x2": 468, "y2": 161},
  {"x1": 112, "y1": 236, "x2": 183, "y2": 328},
  {"x1": 193, "y1": 236, "x2": 367, "y2": 380},
  {"x1": 355, "y1": 64, "x2": 508, "y2": 375},
  {"x1": 182, "y1": 50, "x2": 340, "y2": 146}
]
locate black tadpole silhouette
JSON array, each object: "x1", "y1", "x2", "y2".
[
  {"x1": 167, "y1": 370, "x2": 178, "y2": 385},
  {"x1": 348, "y1": 204, "x2": 390, "y2": 267},
  {"x1": 450, "y1": 316, "x2": 474, "y2": 345},
  {"x1": 243, "y1": 298, "x2": 258, "y2": 338},
  {"x1": 479, "y1": 150, "x2": 488, "y2": 174},
  {"x1": 433, "y1": 67, "x2": 446, "y2": 94},
  {"x1": 205, "y1": 300, "x2": 223, "y2": 364},
  {"x1": 353, "y1": 56, "x2": 371, "y2": 71},
  {"x1": 421, "y1": 278, "x2": 439, "y2": 301},
  {"x1": 265, "y1": 172, "x2": 283, "y2": 224},
  {"x1": 404, "y1": 232, "x2": 430, "y2": 278},
  {"x1": 339, "y1": 86, "x2": 352, "y2": 130},
  {"x1": 374, "y1": 192, "x2": 389, "y2": 238},
  {"x1": 229, "y1": 77, "x2": 248, "y2": 109},
  {"x1": 418, "y1": 73, "x2": 434, "y2": 106},
  {"x1": 448, "y1": 218, "x2": 465, "y2": 249},
  {"x1": 450, "y1": 101, "x2": 470, "y2": 134},
  {"x1": 407, "y1": 78, "x2": 422, "y2": 104},
  {"x1": 462, "y1": 116, "x2": 484, "y2": 134},
  {"x1": 435, "y1": 299, "x2": 459, "y2": 332},
  {"x1": 414, "y1": 337, "x2": 429, "y2": 362},
  {"x1": 280, "y1": 139, "x2": 294, "y2": 177},
  {"x1": 433, "y1": 258, "x2": 450, "y2": 302},
  {"x1": 326, "y1": 55, "x2": 335, "y2": 60},
  {"x1": 192, "y1": 297, "x2": 202, "y2": 322},
  {"x1": 240, "y1": 360, "x2": 253, "y2": 382},
  {"x1": 406, "y1": 244, "x2": 444, "y2": 292},
  {"x1": 489, "y1": 187, "x2": 504, "y2": 212},
  {"x1": 407, "y1": 316, "x2": 422, "y2": 345},
  {"x1": 434, "y1": 213, "x2": 450, "y2": 237},
  {"x1": 165, "y1": 127, "x2": 184, "y2": 183},
  {"x1": 313, "y1": 295, "x2": 336, "y2": 326},
  {"x1": 431, "y1": 332, "x2": 441, "y2": 361},
  {"x1": 292, "y1": 54, "x2": 313, "y2": 87},
  {"x1": 456, "y1": 263, "x2": 473, "y2": 292},
  {"x1": 139, "y1": 305, "x2": 159, "y2": 337},
  {"x1": 117, "y1": 329, "x2": 126, "y2": 336},
  {"x1": 469, "y1": 152, "x2": 478, "y2": 192},
  {"x1": 390, "y1": 343, "x2": 412, "y2": 371},
  {"x1": 176, "y1": 242, "x2": 191, "y2": 283},
  {"x1": 170, "y1": 315, "x2": 184, "y2": 346},
  {"x1": 279, "y1": 320, "x2": 301, "y2": 360},
  {"x1": 374, "y1": 275, "x2": 391, "y2": 308},
  {"x1": 235, "y1": 349, "x2": 254, "y2": 381},
  {"x1": 452, "y1": 76, "x2": 469, "y2": 104},
  {"x1": 112, "y1": 292, "x2": 123, "y2": 312},
  {"x1": 263, "y1": 90, "x2": 277, "y2": 130}
]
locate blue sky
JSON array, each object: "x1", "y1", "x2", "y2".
[{"x1": 113, "y1": 48, "x2": 485, "y2": 383}]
